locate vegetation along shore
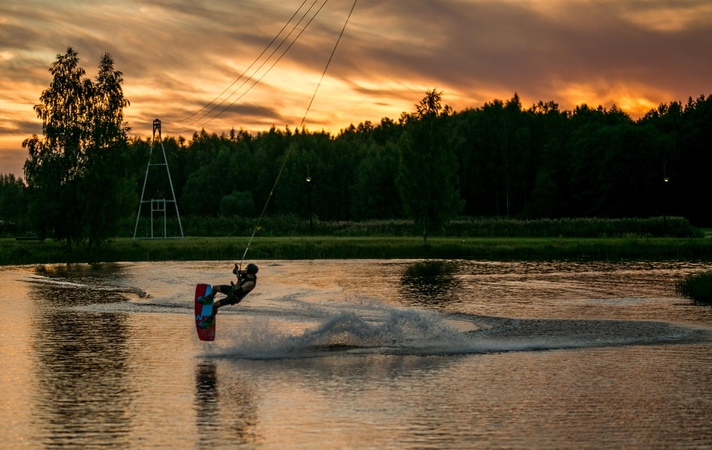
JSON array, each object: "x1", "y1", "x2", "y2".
[{"x1": 2, "y1": 216, "x2": 709, "y2": 266}]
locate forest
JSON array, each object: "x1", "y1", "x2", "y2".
[{"x1": 1, "y1": 48, "x2": 712, "y2": 244}]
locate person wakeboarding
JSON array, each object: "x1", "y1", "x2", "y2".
[{"x1": 201, "y1": 263, "x2": 258, "y2": 316}]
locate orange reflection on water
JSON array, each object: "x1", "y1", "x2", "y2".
[{"x1": 0, "y1": 269, "x2": 35, "y2": 444}]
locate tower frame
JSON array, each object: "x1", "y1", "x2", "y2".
[{"x1": 133, "y1": 119, "x2": 184, "y2": 239}]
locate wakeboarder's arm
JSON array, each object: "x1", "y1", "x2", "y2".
[{"x1": 240, "y1": 280, "x2": 255, "y2": 292}]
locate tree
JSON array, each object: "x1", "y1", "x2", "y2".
[
  {"x1": 397, "y1": 90, "x2": 463, "y2": 243},
  {"x1": 23, "y1": 48, "x2": 132, "y2": 245},
  {"x1": 23, "y1": 48, "x2": 89, "y2": 243},
  {"x1": 220, "y1": 191, "x2": 256, "y2": 217},
  {"x1": 350, "y1": 141, "x2": 402, "y2": 220},
  {"x1": 0, "y1": 174, "x2": 28, "y2": 235},
  {"x1": 82, "y1": 53, "x2": 134, "y2": 245}
]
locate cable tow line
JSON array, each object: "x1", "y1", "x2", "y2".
[
  {"x1": 178, "y1": 0, "x2": 311, "y2": 125},
  {"x1": 240, "y1": 0, "x2": 358, "y2": 266},
  {"x1": 167, "y1": 0, "x2": 328, "y2": 136}
]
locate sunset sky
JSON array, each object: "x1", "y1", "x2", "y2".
[{"x1": 1, "y1": 0, "x2": 711, "y2": 177}]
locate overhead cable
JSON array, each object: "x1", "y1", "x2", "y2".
[
  {"x1": 240, "y1": 0, "x2": 358, "y2": 265},
  {"x1": 177, "y1": 0, "x2": 311, "y2": 125},
  {"x1": 190, "y1": 0, "x2": 330, "y2": 132}
]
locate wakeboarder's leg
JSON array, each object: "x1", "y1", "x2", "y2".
[{"x1": 211, "y1": 300, "x2": 221, "y2": 317}]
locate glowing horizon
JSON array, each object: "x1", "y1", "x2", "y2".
[{"x1": 1, "y1": 0, "x2": 710, "y2": 177}]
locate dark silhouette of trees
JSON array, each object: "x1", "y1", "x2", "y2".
[
  {"x1": 674, "y1": 96, "x2": 712, "y2": 225},
  {"x1": 82, "y1": 53, "x2": 134, "y2": 244},
  {"x1": 397, "y1": 90, "x2": 463, "y2": 242},
  {"x1": 14, "y1": 56, "x2": 712, "y2": 239},
  {"x1": 122, "y1": 90, "x2": 712, "y2": 229},
  {"x1": 22, "y1": 48, "x2": 133, "y2": 246},
  {"x1": 0, "y1": 173, "x2": 27, "y2": 235},
  {"x1": 23, "y1": 48, "x2": 88, "y2": 243}
]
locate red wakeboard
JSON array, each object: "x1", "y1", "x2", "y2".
[{"x1": 194, "y1": 283, "x2": 216, "y2": 341}]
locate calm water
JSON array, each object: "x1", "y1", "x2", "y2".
[{"x1": 2, "y1": 259, "x2": 712, "y2": 449}]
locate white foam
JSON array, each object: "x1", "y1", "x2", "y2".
[
  {"x1": 205, "y1": 302, "x2": 484, "y2": 359},
  {"x1": 200, "y1": 298, "x2": 710, "y2": 360}
]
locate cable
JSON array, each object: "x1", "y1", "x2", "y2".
[
  {"x1": 298, "y1": 0, "x2": 357, "y2": 129},
  {"x1": 239, "y1": 0, "x2": 358, "y2": 265},
  {"x1": 191, "y1": 0, "x2": 330, "y2": 132},
  {"x1": 177, "y1": 0, "x2": 310, "y2": 125},
  {"x1": 181, "y1": 0, "x2": 322, "y2": 129}
]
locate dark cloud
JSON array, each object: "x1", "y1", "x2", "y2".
[
  {"x1": 0, "y1": 119, "x2": 41, "y2": 136},
  {"x1": 1, "y1": 0, "x2": 711, "y2": 175},
  {"x1": 0, "y1": 150, "x2": 25, "y2": 173},
  {"x1": 333, "y1": 0, "x2": 712, "y2": 105},
  {"x1": 158, "y1": 101, "x2": 287, "y2": 136}
]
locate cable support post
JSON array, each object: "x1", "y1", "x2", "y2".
[{"x1": 134, "y1": 118, "x2": 184, "y2": 239}]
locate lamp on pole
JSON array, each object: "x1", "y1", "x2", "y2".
[{"x1": 306, "y1": 164, "x2": 313, "y2": 236}]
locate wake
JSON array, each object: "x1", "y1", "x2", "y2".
[
  {"x1": 203, "y1": 300, "x2": 712, "y2": 360},
  {"x1": 206, "y1": 307, "x2": 470, "y2": 359}
]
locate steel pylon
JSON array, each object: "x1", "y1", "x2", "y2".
[{"x1": 133, "y1": 119, "x2": 184, "y2": 239}]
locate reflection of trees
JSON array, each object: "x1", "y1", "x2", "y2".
[
  {"x1": 195, "y1": 361, "x2": 219, "y2": 445},
  {"x1": 194, "y1": 361, "x2": 260, "y2": 446},
  {"x1": 399, "y1": 260, "x2": 461, "y2": 308},
  {"x1": 28, "y1": 268, "x2": 133, "y2": 448},
  {"x1": 32, "y1": 263, "x2": 143, "y2": 307}
]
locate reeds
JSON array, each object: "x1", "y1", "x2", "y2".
[
  {"x1": 4, "y1": 236, "x2": 712, "y2": 265},
  {"x1": 120, "y1": 215, "x2": 701, "y2": 238},
  {"x1": 676, "y1": 271, "x2": 712, "y2": 304},
  {"x1": 445, "y1": 216, "x2": 701, "y2": 238}
]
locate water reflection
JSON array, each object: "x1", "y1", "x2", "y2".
[
  {"x1": 399, "y1": 260, "x2": 462, "y2": 307},
  {"x1": 195, "y1": 361, "x2": 220, "y2": 445},
  {"x1": 30, "y1": 263, "x2": 146, "y2": 305},
  {"x1": 194, "y1": 361, "x2": 259, "y2": 447},
  {"x1": 28, "y1": 264, "x2": 135, "y2": 448},
  {"x1": 4, "y1": 260, "x2": 712, "y2": 448}
]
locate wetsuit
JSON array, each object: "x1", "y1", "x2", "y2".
[{"x1": 211, "y1": 270, "x2": 256, "y2": 312}]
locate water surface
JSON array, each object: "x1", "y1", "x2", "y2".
[{"x1": 1, "y1": 260, "x2": 711, "y2": 448}]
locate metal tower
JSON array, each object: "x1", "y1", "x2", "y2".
[{"x1": 133, "y1": 119, "x2": 184, "y2": 239}]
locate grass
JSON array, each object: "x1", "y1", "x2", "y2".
[
  {"x1": 4, "y1": 236, "x2": 712, "y2": 265},
  {"x1": 123, "y1": 215, "x2": 703, "y2": 239},
  {"x1": 676, "y1": 271, "x2": 712, "y2": 304}
]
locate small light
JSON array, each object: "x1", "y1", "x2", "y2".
[
  {"x1": 306, "y1": 177, "x2": 311, "y2": 182},
  {"x1": 664, "y1": 177, "x2": 669, "y2": 183}
]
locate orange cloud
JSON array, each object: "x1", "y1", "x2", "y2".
[{"x1": 1, "y1": 0, "x2": 711, "y2": 176}]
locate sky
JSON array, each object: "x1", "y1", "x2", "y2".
[{"x1": 1, "y1": 0, "x2": 711, "y2": 177}]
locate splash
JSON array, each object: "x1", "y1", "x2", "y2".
[
  {"x1": 205, "y1": 304, "x2": 475, "y2": 359},
  {"x1": 202, "y1": 299, "x2": 711, "y2": 360}
]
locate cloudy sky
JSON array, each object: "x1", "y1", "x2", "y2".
[{"x1": 1, "y1": 0, "x2": 711, "y2": 177}]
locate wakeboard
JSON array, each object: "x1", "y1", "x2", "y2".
[{"x1": 195, "y1": 283, "x2": 216, "y2": 341}]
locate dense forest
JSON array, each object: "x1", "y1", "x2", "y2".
[
  {"x1": 1, "y1": 48, "x2": 712, "y2": 243},
  {"x1": 143, "y1": 94, "x2": 710, "y2": 224}
]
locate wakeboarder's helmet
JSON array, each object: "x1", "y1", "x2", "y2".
[{"x1": 246, "y1": 263, "x2": 259, "y2": 275}]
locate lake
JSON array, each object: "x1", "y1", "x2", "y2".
[{"x1": 1, "y1": 259, "x2": 712, "y2": 448}]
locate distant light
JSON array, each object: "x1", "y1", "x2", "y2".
[
  {"x1": 306, "y1": 177, "x2": 311, "y2": 182},
  {"x1": 664, "y1": 177, "x2": 669, "y2": 183}
]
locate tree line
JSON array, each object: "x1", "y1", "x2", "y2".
[
  {"x1": 1, "y1": 48, "x2": 712, "y2": 244},
  {"x1": 2, "y1": 48, "x2": 133, "y2": 245}
]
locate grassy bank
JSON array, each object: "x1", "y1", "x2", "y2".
[
  {"x1": 124, "y1": 215, "x2": 702, "y2": 239},
  {"x1": 4, "y1": 236, "x2": 712, "y2": 265}
]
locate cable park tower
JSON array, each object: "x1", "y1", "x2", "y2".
[{"x1": 133, "y1": 119, "x2": 184, "y2": 239}]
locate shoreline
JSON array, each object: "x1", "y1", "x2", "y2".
[{"x1": 4, "y1": 236, "x2": 712, "y2": 265}]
